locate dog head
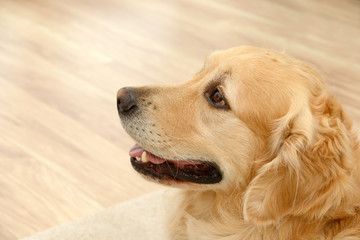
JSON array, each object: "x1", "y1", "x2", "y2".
[{"x1": 117, "y1": 46, "x2": 360, "y2": 223}]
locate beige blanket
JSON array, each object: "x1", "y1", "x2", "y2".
[{"x1": 22, "y1": 191, "x2": 168, "y2": 240}]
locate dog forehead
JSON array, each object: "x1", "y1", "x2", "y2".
[
  {"x1": 207, "y1": 47, "x2": 325, "y2": 92},
  {"x1": 202, "y1": 50, "x2": 283, "y2": 83}
]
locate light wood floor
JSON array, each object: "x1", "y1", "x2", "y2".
[{"x1": 0, "y1": 0, "x2": 359, "y2": 239}]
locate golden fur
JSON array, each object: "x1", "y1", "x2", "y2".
[{"x1": 120, "y1": 46, "x2": 360, "y2": 239}]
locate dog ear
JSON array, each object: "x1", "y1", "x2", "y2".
[
  {"x1": 243, "y1": 102, "x2": 314, "y2": 225},
  {"x1": 243, "y1": 92, "x2": 359, "y2": 225}
]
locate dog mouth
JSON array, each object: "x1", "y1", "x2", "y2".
[{"x1": 129, "y1": 144, "x2": 222, "y2": 184}]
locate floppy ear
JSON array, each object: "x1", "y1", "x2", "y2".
[
  {"x1": 243, "y1": 102, "x2": 314, "y2": 225},
  {"x1": 243, "y1": 92, "x2": 359, "y2": 225}
]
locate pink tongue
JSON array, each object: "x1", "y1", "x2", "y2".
[
  {"x1": 129, "y1": 144, "x2": 166, "y2": 164},
  {"x1": 146, "y1": 152, "x2": 167, "y2": 164},
  {"x1": 129, "y1": 144, "x2": 144, "y2": 157}
]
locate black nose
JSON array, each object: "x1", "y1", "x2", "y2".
[{"x1": 117, "y1": 87, "x2": 137, "y2": 114}]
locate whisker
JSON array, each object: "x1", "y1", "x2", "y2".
[{"x1": 165, "y1": 160, "x2": 176, "y2": 179}]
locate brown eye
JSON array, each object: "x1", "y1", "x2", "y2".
[{"x1": 205, "y1": 87, "x2": 228, "y2": 109}]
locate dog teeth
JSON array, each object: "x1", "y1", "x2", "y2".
[
  {"x1": 141, "y1": 151, "x2": 149, "y2": 162},
  {"x1": 135, "y1": 157, "x2": 141, "y2": 161}
]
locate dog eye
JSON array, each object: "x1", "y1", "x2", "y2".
[{"x1": 205, "y1": 87, "x2": 228, "y2": 109}]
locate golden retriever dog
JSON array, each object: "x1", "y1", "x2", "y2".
[{"x1": 116, "y1": 46, "x2": 360, "y2": 240}]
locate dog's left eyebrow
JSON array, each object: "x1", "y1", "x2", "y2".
[{"x1": 205, "y1": 70, "x2": 232, "y2": 90}]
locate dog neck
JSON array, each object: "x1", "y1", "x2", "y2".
[{"x1": 167, "y1": 188, "x2": 360, "y2": 240}]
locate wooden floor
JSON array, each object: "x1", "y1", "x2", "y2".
[{"x1": 0, "y1": 0, "x2": 359, "y2": 239}]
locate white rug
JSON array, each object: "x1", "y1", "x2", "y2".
[{"x1": 22, "y1": 190, "x2": 169, "y2": 240}]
